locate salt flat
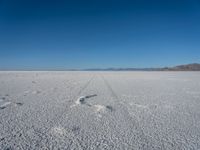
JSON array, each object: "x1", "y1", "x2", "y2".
[{"x1": 0, "y1": 71, "x2": 200, "y2": 149}]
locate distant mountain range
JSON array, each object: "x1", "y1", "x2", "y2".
[
  {"x1": 161, "y1": 63, "x2": 200, "y2": 71},
  {"x1": 84, "y1": 63, "x2": 200, "y2": 71}
]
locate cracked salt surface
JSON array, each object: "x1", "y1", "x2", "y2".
[{"x1": 0, "y1": 71, "x2": 200, "y2": 149}]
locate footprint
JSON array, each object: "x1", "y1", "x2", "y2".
[
  {"x1": 51, "y1": 126, "x2": 67, "y2": 136},
  {"x1": 93, "y1": 105, "x2": 114, "y2": 115},
  {"x1": 32, "y1": 81, "x2": 36, "y2": 84},
  {"x1": 106, "y1": 105, "x2": 114, "y2": 112},
  {"x1": 130, "y1": 103, "x2": 148, "y2": 109},
  {"x1": 76, "y1": 96, "x2": 86, "y2": 104},
  {"x1": 15, "y1": 102, "x2": 23, "y2": 106},
  {"x1": 32, "y1": 90, "x2": 41, "y2": 94},
  {"x1": 0, "y1": 106, "x2": 6, "y2": 110},
  {"x1": 85, "y1": 94, "x2": 97, "y2": 99},
  {"x1": 148, "y1": 104, "x2": 158, "y2": 110},
  {"x1": 0, "y1": 97, "x2": 6, "y2": 101},
  {"x1": 75, "y1": 94, "x2": 97, "y2": 105},
  {"x1": 94, "y1": 105, "x2": 106, "y2": 112},
  {"x1": 0, "y1": 95, "x2": 10, "y2": 101},
  {"x1": 0, "y1": 102, "x2": 11, "y2": 109},
  {"x1": 24, "y1": 90, "x2": 30, "y2": 96}
]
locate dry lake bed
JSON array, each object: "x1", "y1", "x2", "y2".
[{"x1": 0, "y1": 71, "x2": 200, "y2": 149}]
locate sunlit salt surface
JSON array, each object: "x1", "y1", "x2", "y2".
[{"x1": 0, "y1": 71, "x2": 200, "y2": 149}]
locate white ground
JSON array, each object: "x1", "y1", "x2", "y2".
[{"x1": 0, "y1": 71, "x2": 200, "y2": 149}]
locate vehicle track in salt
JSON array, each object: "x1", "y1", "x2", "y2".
[
  {"x1": 0, "y1": 74, "x2": 95, "y2": 149},
  {"x1": 49, "y1": 75, "x2": 119, "y2": 149},
  {"x1": 35, "y1": 74, "x2": 96, "y2": 148},
  {"x1": 100, "y1": 74, "x2": 152, "y2": 149},
  {"x1": 46, "y1": 74, "x2": 152, "y2": 149}
]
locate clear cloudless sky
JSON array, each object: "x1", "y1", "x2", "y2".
[{"x1": 0, "y1": 0, "x2": 200, "y2": 70}]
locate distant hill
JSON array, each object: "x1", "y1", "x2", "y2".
[
  {"x1": 161, "y1": 63, "x2": 200, "y2": 71},
  {"x1": 84, "y1": 63, "x2": 200, "y2": 71}
]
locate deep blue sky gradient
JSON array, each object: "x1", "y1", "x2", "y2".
[{"x1": 0, "y1": 0, "x2": 200, "y2": 70}]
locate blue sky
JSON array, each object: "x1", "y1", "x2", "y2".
[{"x1": 0, "y1": 0, "x2": 200, "y2": 70}]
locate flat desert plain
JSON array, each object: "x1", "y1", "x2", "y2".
[{"x1": 0, "y1": 71, "x2": 200, "y2": 149}]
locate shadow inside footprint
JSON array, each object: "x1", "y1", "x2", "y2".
[
  {"x1": 1, "y1": 97, "x2": 6, "y2": 100},
  {"x1": 76, "y1": 94, "x2": 97, "y2": 105},
  {"x1": 0, "y1": 106, "x2": 6, "y2": 110},
  {"x1": 79, "y1": 97, "x2": 86, "y2": 104},
  {"x1": 106, "y1": 105, "x2": 114, "y2": 112},
  {"x1": 85, "y1": 94, "x2": 97, "y2": 99},
  {"x1": 16, "y1": 102, "x2": 23, "y2": 106}
]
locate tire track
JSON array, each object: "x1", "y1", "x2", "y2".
[
  {"x1": 100, "y1": 74, "x2": 152, "y2": 149},
  {"x1": 36, "y1": 74, "x2": 96, "y2": 148},
  {"x1": 46, "y1": 74, "x2": 96, "y2": 127},
  {"x1": 0, "y1": 74, "x2": 96, "y2": 149}
]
